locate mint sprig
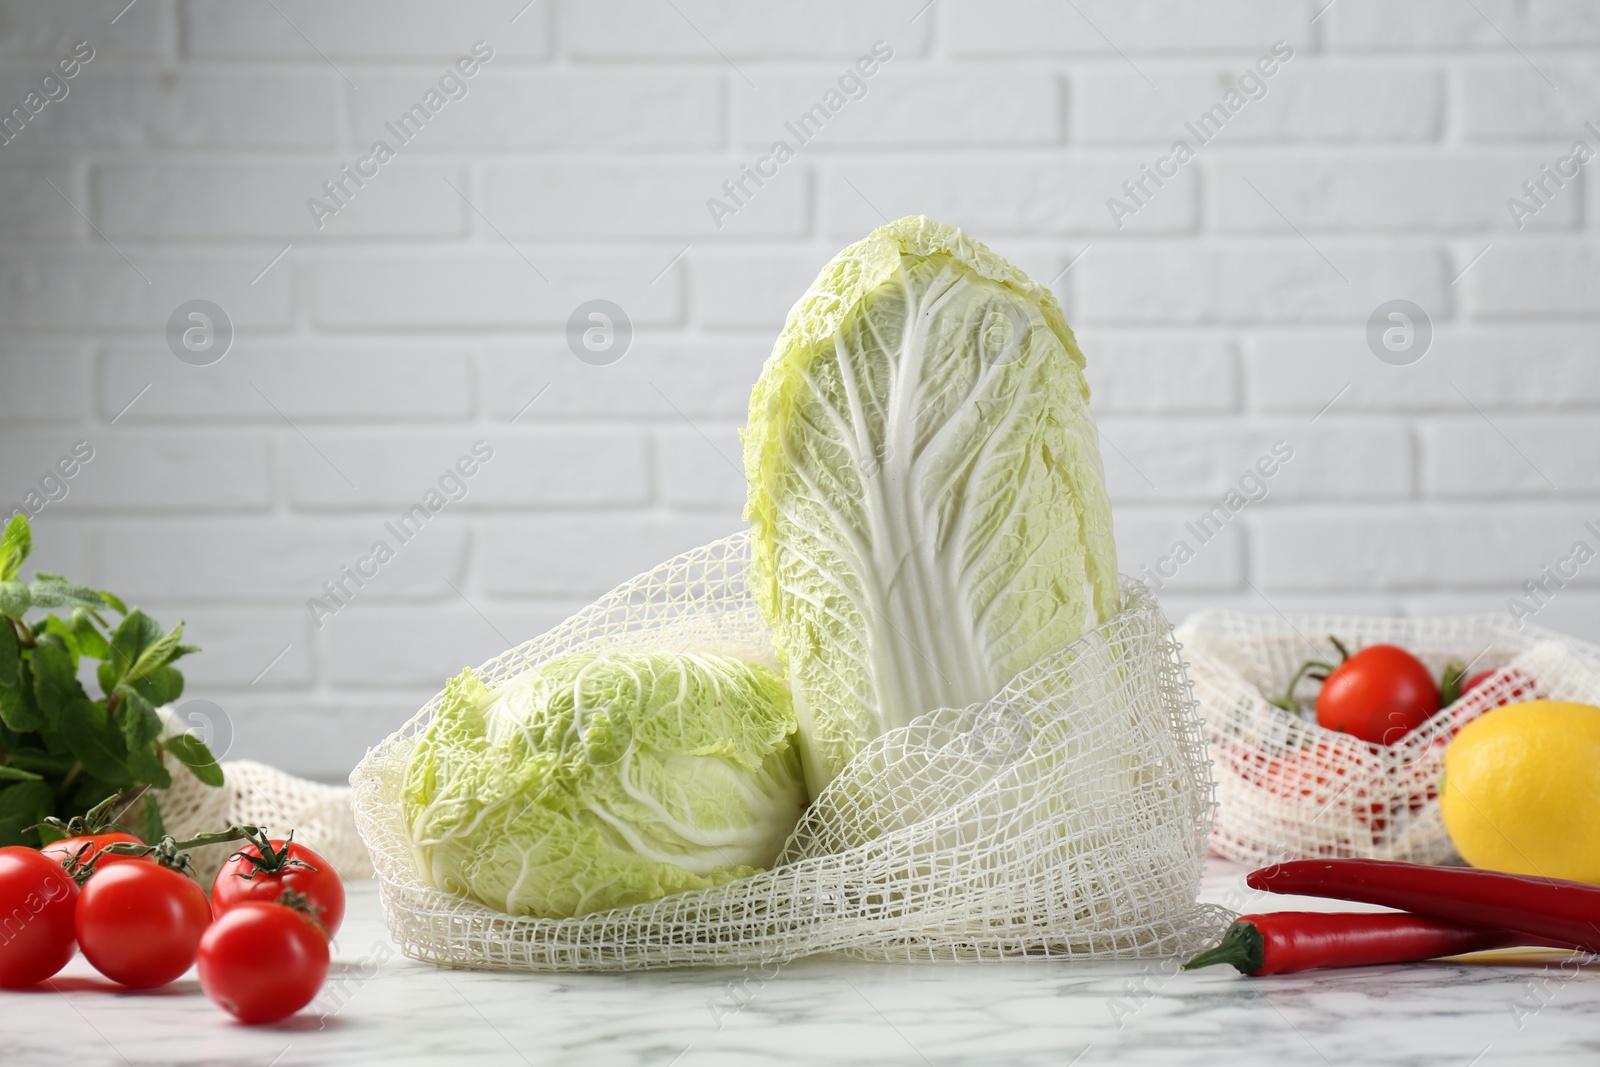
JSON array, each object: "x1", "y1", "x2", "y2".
[{"x1": 0, "y1": 513, "x2": 221, "y2": 847}]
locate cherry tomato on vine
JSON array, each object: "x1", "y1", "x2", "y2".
[
  {"x1": 1317, "y1": 644, "x2": 1440, "y2": 745},
  {"x1": 76, "y1": 862, "x2": 211, "y2": 988},
  {"x1": 213, "y1": 836, "x2": 345, "y2": 937},
  {"x1": 0, "y1": 846, "x2": 79, "y2": 989},
  {"x1": 198, "y1": 901, "x2": 331, "y2": 1024},
  {"x1": 41, "y1": 831, "x2": 147, "y2": 873}
]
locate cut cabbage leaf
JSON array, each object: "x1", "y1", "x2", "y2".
[
  {"x1": 743, "y1": 216, "x2": 1120, "y2": 794},
  {"x1": 402, "y1": 651, "x2": 808, "y2": 919}
]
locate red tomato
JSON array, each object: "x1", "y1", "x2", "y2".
[
  {"x1": 1463, "y1": 668, "x2": 1536, "y2": 704},
  {"x1": 198, "y1": 902, "x2": 330, "y2": 1024},
  {"x1": 1247, "y1": 744, "x2": 1390, "y2": 831},
  {"x1": 213, "y1": 839, "x2": 345, "y2": 938},
  {"x1": 75, "y1": 862, "x2": 212, "y2": 989},
  {"x1": 1317, "y1": 644, "x2": 1440, "y2": 745},
  {"x1": 41, "y1": 832, "x2": 147, "y2": 872},
  {"x1": 0, "y1": 846, "x2": 79, "y2": 989}
]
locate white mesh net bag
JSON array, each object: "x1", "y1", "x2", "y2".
[
  {"x1": 350, "y1": 532, "x2": 1229, "y2": 972},
  {"x1": 153, "y1": 760, "x2": 373, "y2": 887},
  {"x1": 1177, "y1": 610, "x2": 1600, "y2": 867}
]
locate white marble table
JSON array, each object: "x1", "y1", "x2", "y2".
[{"x1": 6, "y1": 859, "x2": 1597, "y2": 1066}]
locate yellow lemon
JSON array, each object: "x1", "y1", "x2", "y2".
[{"x1": 1440, "y1": 699, "x2": 1600, "y2": 883}]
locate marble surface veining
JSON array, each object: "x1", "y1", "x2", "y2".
[{"x1": 4, "y1": 859, "x2": 1597, "y2": 1066}]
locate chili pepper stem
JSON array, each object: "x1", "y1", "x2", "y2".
[{"x1": 1184, "y1": 923, "x2": 1264, "y2": 974}]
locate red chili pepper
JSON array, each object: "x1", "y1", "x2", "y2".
[
  {"x1": 1183, "y1": 911, "x2": 1543, "y2": 976},
  {"x1": 1248, "y1": 859, "x2": 1599, "y2": 953}
]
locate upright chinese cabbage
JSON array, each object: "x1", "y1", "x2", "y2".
[
  {"x1": 743, "y1": 216, "x2": 1120, "y2": 793},
  {"x1": 402, "y1": 651, "x2": 808, "y2": 919}
]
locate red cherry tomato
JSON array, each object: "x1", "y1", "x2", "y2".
[
  {"x1": 213, "y1": 839, "x2": 345, "y2": 938},
  {"x1": 1461, "y1": 668, "x2": 1537, "y2": 703},
  {"x1": 1316, "y1": 644, "x2": 1440, "y2": 745},
  {"x1": 75, "y1": 862, "x2": 211, "y2": 988},
  {"x1": 198, "y1": 902, "x2": 331, "y2": 1024},
  {"x1": 41, "y1": 831, "x2": 147, "y2": 872},
  {"x1": 0, "y1": 846, "x2": 79, "y2": 989},
  {"x1": 1246, "y1": 743, "x2": 1391, "y2": 833}
]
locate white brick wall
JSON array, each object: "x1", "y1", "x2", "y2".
[{"x1": 2, "y1": 1, "x2": 1597, "y2": 782}]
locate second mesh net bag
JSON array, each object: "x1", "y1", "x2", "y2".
[
  {"x1": 350, "y1": 532, "x2": 1227, "y2": 971},
  {"x1": 1180, "y1": 609, "x2": 1600, "y2": 866}
]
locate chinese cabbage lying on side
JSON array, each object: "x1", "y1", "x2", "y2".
[
  {"x1": 743, "y1": 216, "x2": 1120, "y2": 794},
  {"x1": 401, "y1": 651, "x2": 808, "y2": 919}
]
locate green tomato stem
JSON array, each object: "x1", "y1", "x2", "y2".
[
  {"x1": 95, "y1": 824, "x2": 264, "y2": 875},
  {"x1": 1269, "y1": 660, "x2": 1338, "y2": 712},
  {"x1": 170, "y1": 824, "x2": 261, "y2": 852},
  {"x1": 1439, "y1": 660, "x2": 1468, "y2": 707}
]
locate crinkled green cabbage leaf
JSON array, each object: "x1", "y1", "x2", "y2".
[
  {"x1": 743, "y1": 216, "x2": 1120, "y2": 793},
  {"x1": 402, "y1": 651, "x2": 808, "y2": 919}
]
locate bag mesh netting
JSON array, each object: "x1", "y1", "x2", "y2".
[
  {"x1": 350, "y1": 532, "x2": 1229, "y2": 972},
  {"x1": 154, "y1": 759, "x2": 373, "y2": 887},
  {"x1": 1178, "y1": 610, "x2": 1600, "y2": 867}
]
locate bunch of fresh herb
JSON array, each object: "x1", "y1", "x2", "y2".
[{"x1": 0, "y1": 514, "x2": 221, "y2": 847}]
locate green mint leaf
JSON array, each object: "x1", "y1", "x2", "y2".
[
  {"x1": 3, "y1": 747, "x2": 73, "y2": 776},
  {"x1": 0, "y1": 515, "x2": 30, "y2": 583},
  {"x1": 127, "y1": 621, "x2": 185, "y2": 684},
  {"x1": 142, "y1": 793, "x2": 165, "y2": 844},
  {"x1": 104, "y1": 610, "x2": 163, "y2": 690},
  {"x1": 67, "y1": 776, "x2": 123, "y2": 814},
  {"x1": 69, "y1": 608, "x2": 110, "y2": 661},
  {"x1": 0, "y1": 681, "x2": 41, "y2": 733},
  {"x1": 40, "y1": 615, "x2": 80, "y2": 669},
  {"x1": 0, "y1": 660, "x2": 43, "y2": 733},
  {"x1": 98, "y1": 590, "x2": 127, "y2": 615},
  {"x1": 28, "y1": 576, "x2": 109, "y2": 613},
  {"x1": 32, "y1": 634, "x2": 88, "y2": 714},
  {"x1": 0, "y1": 780, "x2": 53, "y2": 844},
  {"x1": 34, "y1": 710, "x2": 70, "y2": 755},
  {"x1": 116, "y1": 684, "x2": 164, "y2": 750},
  {"x1": 0, "y1": 780, "x2": 52, "y2": 823},
  {"x1": 0, "y1": 766, "x2": 43, "y2": 782},
  {"x1": 129, "y1": 664, "x2": 184, "y2": 707},
  {"x1": 96, "y1": 659, "x2": 117, "y2": 699},
  {"x1": 164, "y1": 733, "x2": 224, "y2": 787},
  {"x1": 60, "y1": 698, "x2": 133, "y2": 785},
  {"x1": 123, "y1": 744, "x2": 171, "y2": 791},
  {"x1": 105, "y1": 612, "x2": 188, "y2": 688},
  {"x1": 0, "y1": 581, "x2": 29, "y2": 620}
]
